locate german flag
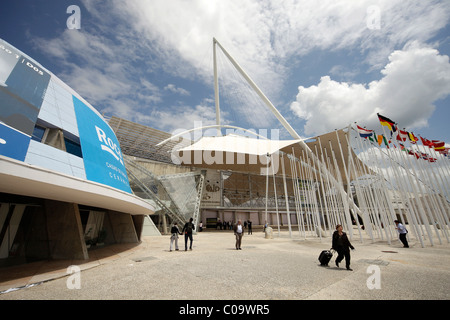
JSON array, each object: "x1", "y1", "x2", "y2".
[{"x1": 377, "y1": 113, "x2": 397, "y2": 132}]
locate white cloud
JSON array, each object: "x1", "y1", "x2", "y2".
[
  {"x1": 164, "y1": 84, "x2": 190, "y2": 96},
  {"x1": 30, "y1": 0, "x2": 450, "y2": 134},
  {"x1": 290, "y1": 42, "x2": 450, "y2": 136},
  {"x1": 109, "y1": 0, "x2": 450, "y2": 89},
  {"x1": 146, "y1": 100, "x2": 219, "y2": 133}
]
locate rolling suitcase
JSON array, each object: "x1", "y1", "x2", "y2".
[{"x1": 318, "y1": 249, "x2": 333, "y2": 266}]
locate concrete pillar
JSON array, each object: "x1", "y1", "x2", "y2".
[
  {"x1": 45, "y1": 200, "x2": 88, "y2": 260},
  {"x1": 162, "y1": 214, "x2": 168, "y2": 235},
  {"x1": 133, "y1": 215, "x2": 144, "y2": 241},
  {"x1": 107, "y1": 210, "x2": 139, "y2": 243}
]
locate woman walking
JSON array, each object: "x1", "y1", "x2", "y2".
[
  {"x1": 332, "y1": 224, "x2": 355, "y2": 271},
  {"x1": 169, "y1": 222, "x2": 182, "y2": 251}
]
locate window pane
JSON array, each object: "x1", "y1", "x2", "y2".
[
  {"x1": 31, "y1": 125, "x2": 45, "y2": 142},
  {"x1": 64, "y1": 137, "x2": 83, "y2": 158}
]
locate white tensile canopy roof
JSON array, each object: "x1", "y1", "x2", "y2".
[
  {"x1": 175, "y1": 129, "x2": 372, "y2": 183},
  {"x1": 179, "y1": 134, "x2": 301, "y2": 156}
]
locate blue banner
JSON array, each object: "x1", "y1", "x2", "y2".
[
  {"x1": 0, "y1": 122, "x2": 30, "y2": 161},
  {"x1": 73, "y1": 96, "x2": 131, "y2": 193}
]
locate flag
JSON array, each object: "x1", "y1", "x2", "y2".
[
  {"x1": 399, "y1": 143, "x2": 414, "y2": 156},
  {"x1": 396, "y1": 129, "x2": 408, "y2": 142},
  {"x1": 377, "y1": 113, "x2": 397, "y2": 132},
  {"x1": 377, "y1": 134, "x2": 390, "y2": 148},
  {"x1": 420, "y1": 152, "x2": 429, "y2": 161},
  {"x1": 442, "y1": 148, "x2": 449, "y2": 157},
  {"x1": 368, "y1": 131, "x2": 376, "y2": 143},
  {"x1": 432, "y1": 140, "x2": 445, "y2": 151},
  {"x1": 408, "y1": 132, "x2": 418, "y2": 144},
  {"x1": 420, "y1": 136, "x2": 433, "y2": 147},
  {"x1": 442, "y1": 148, "x2": 449, "y2": 156},
  {"x1": 377, "y1": 134, "x2": 383, "y2": 146},
  {"x1": 356, "y1": 125, "x2": 373, "y2": 138}
]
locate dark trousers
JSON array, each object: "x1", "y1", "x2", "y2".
[
  {"x1": 185, "y1": 233, "x2": 193, "y2": 250},
  {"x1": 335, "y1": 248, "x2": 351, "y2": 268},
  {"x1": 235, "y1": 233, "x2": 243, "y2": 249},
  {"x1": 399, "y1": 233, "x2": 409, "y2": 247}
]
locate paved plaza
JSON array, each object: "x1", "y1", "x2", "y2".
[{"x1": 0, "y1": 228, "x2": 449, "y2": 301}]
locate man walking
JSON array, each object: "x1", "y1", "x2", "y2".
[
  {"x1": 234, "y1": 220, "x2": 244, "y2": 250},
  {"x1": 394, "y1": 220, "x2": 409, "y2": 248},
  {"x1": 182, "y1": 218, "x2": 195, "y2": 251}
]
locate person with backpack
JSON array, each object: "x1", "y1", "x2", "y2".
[
  {"x1": 169, "y1": 222, "x2": 182, "y2": 252},
  {"x1": 182, "y1": 218, "x2": 195, "y2": 251}
]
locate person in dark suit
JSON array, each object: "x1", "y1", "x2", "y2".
[
  {"x1": 182, "y1": 218, "x2": 195, "y2": 251},
  {"x1": 332, "y1": 224, "x2": 355, "y2": 271}
]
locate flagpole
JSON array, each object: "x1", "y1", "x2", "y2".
[
  {"x1": 323, "y1": 145, "x2": 341, "y2": 228},
  {"x1": 271, "y1": 155, "x2": 281, "y2": 237},
  {"x1": 318, "y1": 137, "x2": 338, "y2": 231},
  {"x1": 314, "y1": 144, "x2": 332, "y2": 237},
  {"x1": 410, "y1": 142, "x2": 446, "y2": 244},
  {"x1": 375, "y1": 138, "x2": 405, "y2": 238},
  {"x1": 385, "y1": 125, "x2": 428, "y2": 247},
  {"x1": 401, "y1": 141, "x2": 435, "y2": 246},
  {"x1": 341, "y1": 127, "x2": 364, "y2": 243},
  {"x1": 289, "y1": 152, "x2": 303, "y2": 237},
  {"x1": 280, "y1": 153, "x2": 292, "y2": 238},
  {"x1": 335, "y1": 128, "x2": 362, "y2": 241},
  {"x1": 362, "y1": 136, "x2": 388, "y2": 242},
  {"x1": 306, "y1": 152, "x2": 324, "y2": 240},
  {"x1": 309, "y1": 153, "x2": 326, "y2": 239},
  {"x1": 399, "y1": 130, "x2": 437, "y2": 245},
  {"x1": 366, "y1": 137, "x2": 394, "y2": 243},
  {"x1": 354, "y1": 129, "x2": 384, "y2": 240},
  {"x1": 300, "y1": 150, "x2": 316, "y2": 238},
  {"x1": 377, "y1": 121, "x2": 424, "y2": 247},
  {"x1": 329, "y1": 143, "x2": 353, "y2": 238},
  {"x1": 346, "y1": 131, "x2": 371, "y2": 241},
  {"x1": 350, "y1": 128, "x2": 375, "y2": 241},
  {"x1": 420, "y1": 136, "x2": 450, "y2": 229},
  {"x1": 426, "y1": 138, "x2": 450, "y2": 199}
]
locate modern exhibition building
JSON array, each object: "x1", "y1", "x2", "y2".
[
  {"x1": 0, "y1": 38, "x2": 157, "y2": 266},
  {"x1": 1, "y1": 38, "x2": 449, "y2": 269}
]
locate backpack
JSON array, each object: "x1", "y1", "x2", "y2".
[{"x1": 185, "y1": 222, "x2": 194, "y2": 233}]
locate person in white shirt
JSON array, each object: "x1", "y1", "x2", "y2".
[
  {"x1": 234, "y1": 220, "x2": 244, "y2": 250},
  {"x1": 394, "y1": 220, "x2": 409, "y2": 248}
]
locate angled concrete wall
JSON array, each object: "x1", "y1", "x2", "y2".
[{"x1": 45, "y1": 200, "x2": 88, "y2": 260}]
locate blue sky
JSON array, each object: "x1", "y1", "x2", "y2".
[{"x1": 1, "y1": 0, "x2": 449, "y2": 144}]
